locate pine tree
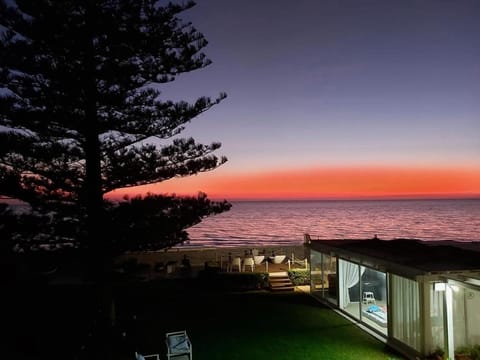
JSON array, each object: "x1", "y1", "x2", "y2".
[
  {"x1": 0, "y1": 0, "x2": 230, "y2": 254},
  {"x1": 0, "y1": 2, "x2": 231, "y2": 354}
]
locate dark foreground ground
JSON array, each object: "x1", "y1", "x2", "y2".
[{"x1": 6, "y1": 268, "x2": 406, "y2": 360}]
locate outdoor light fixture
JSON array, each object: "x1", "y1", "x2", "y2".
[{"x1": 434, "y1": 283, "x2": 446, "y2": 291}]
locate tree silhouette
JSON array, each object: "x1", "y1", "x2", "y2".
[
  {"x1": 0, "y1": 1, "x2": 231, "y2": 353},
  {"x1": 0, "y1": 0, "x2": 230, "y2": 254}
]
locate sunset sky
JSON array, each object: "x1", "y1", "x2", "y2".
[{"x1": 111, "y1": 0, "x2": 480, "y2": 201}]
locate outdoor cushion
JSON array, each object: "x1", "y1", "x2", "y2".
[
  {"x1": 366, "y1": 305, "x2": 381, "y2": 313},
  {"x1": 168, "y1": 334, "x2": 189, "y2": 352}
]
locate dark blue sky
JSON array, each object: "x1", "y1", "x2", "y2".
[
  {"x1": 161, "y1": 0, "x2": 479, "y2": 171},
  {"x1": 131, "y1": 0, "x2": 480, "y2": 200}
]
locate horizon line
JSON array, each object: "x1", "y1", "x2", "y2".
[
  {"x1": 218, "y1": 197, "x2": 480, "y2": 203},
  {"x1": 3, "y1": 194, "x2": 479, "y2": 206},
  {"x1": 206, "y1": 194, "x2": 480, "y2": 202}
]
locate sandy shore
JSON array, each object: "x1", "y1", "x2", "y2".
[{"x1": 116, "y1": 244, "x2": 308, "y2": 269}]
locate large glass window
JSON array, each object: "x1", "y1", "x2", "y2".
[
  {"x1": 337, "y1": 259, "x2": 388, "y2": 333},
  {"x1": 391, "y1": 274, "x2": 421, "y2": 351},
  {"x1": 360, "y1": 268, "x2": 388, "y2": 334},
  {"x1": 338, "y1": 259, "x2": 362, "y2": 320},
  {"x1": 310, "y1": 250, "x2": 337, "y2": 305}
]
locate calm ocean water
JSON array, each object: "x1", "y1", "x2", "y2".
[{"x1": 184, "y1": 199, "x2": 480, "y2": 248}]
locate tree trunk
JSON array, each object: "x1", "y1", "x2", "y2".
[{"x1": 84, "y1": 2, "x2": 115, "y2": 358}]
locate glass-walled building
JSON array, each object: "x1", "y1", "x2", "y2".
[{"x1": 307, "y1": 238, "x2": 480, "y2": 360}]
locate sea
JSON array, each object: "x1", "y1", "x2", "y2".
[{"x1": 184, "y1": 199, "x2": 480, "y2": 248}]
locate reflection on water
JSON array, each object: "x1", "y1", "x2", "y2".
[{"x1": 186, "y1": 199, "x2": 480, "y2": 247}]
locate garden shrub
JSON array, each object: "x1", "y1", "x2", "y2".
[{"x1": 288, "y1": 269, "x2": 310, "y2": 285}]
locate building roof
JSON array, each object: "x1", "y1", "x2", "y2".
[{"x1": 309, "y1": 238, "x2": 480, "y2": 276}]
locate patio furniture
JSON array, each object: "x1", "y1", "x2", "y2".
[
  {"x1": 243, "y1": 257, "x2": 255, "y2": 272},
  {"x1": 271, "y1": 255, "x2": 286, "y2": 264},
  {"x1": 166, "y1": 261, "x2": 177, "y2": 274},
  {"x1": 135, "y1": 351, "x2": 160, "y2": 360},
  {"x1": 229, "y1": 257, "x2": 242, "y2": 272},
  {"x1": 166, "y1": 330, "x2": 192, "y2": 360},
  {"x1": 362, "y1": 291, "x2": 376, "y2": 304},
  {"x1": 288, "y1": 255, "x2": 308, "y2": 270},
  {"x1": 253, "y1": 255, "x2": 265, "y2": 265}
]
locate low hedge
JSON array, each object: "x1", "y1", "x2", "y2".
[{"x1": 288, "y1": 269, "x2": 310, "y2": 286}]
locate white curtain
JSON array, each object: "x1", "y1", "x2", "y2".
[
  {"x1": 429, "y1": 284, "x2": 445, "y2": 352},
  {"x1": 391, "y1": 274, "x2": 421, "y2": 351},
  {"x1": 339, "y1": 259, "x2": 365, "y2": 308}
]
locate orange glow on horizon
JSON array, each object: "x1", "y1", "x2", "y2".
[{"x1": 107, "y1": 166, "x2": 480, "y2": 201}]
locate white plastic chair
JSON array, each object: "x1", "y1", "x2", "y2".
[
  {"x1": 166, "y1": 330, "x2": 192, "y2": 360},
  {"x1": 229, "y1": 257, "x2": 242, "y2": 272},
  {"x1": 135, "y1": 351, "x2": 159, "y2": 360},
  {"x1": 243, "y1": 257, "x2": 255, "y2": 272}
]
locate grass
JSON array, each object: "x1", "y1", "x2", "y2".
[
  {"x1": 114, "y1": 278, "x2": 406, "y2": 360},
  {"x1": 7, "y1": 275, "x2": 406, "y2": 360}
]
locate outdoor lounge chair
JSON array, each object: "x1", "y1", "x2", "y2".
[
  {"x1": 253, "y1": 255, "x2": 265, "y2": 265},
  {"x1": 135, "y1": 351, "x2": 160, "y2": 360},
  {"x1": 166, "y1": 330, "x2": 192, "y2": 360},
  {"x1": 272, "y1": 255, "x2": 286, "y2": 264}
]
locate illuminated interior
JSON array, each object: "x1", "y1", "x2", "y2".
[{"x1": 309, "y1": 247, "x2": 480, "y2": 359}]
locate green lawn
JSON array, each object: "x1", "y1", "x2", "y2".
[
  {"x1": 114, "y1": 278, "x2": 406, "y2": 360},
  {"x1": 8, "y1": 275, "x2": 406, "y2": 359}
]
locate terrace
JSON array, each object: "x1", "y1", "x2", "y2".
[{"x1": 113, "y1": 245, "x2": 308, "y2": 282}]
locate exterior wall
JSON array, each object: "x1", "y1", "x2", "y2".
[
  {"x1": 390, "y1": 274, "x2": 422, "y2": 352},
  {"x1": 464, "y1": 287, "x2": 480, "y2": 345},
  {"x1": 309, "y1": 245, "x2": 480, "y2": 360}
]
